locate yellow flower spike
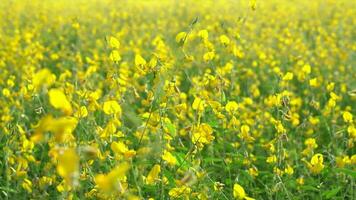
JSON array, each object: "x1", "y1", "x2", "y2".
[
  {"x1": 192, "y1": 97, "x2": 206, "y2": 112},
  {"x1": 32, "y1": 68, "x2": 56, "y2": 91},
  {"x1": 111, "y1": 141, "x2": 136, "y2": 159},
  {"x1": 305, "y1": 153, "x2": 325, "y2": 174},
  {"x1": 175, "y1": 31, "x2": 187, "y2": 44},
  {"x1": 168, "y1": 185, "x2": 191, "y2": 199},
  {"x1": 94, "y1": 162, "x2": 130, "y2": 194},
  {"x1": 109, "y1": 36, "x2": 120, "y2": 49},
  {"x1": 22, "y1": 178, "x2": 33, "y2": 193},
  {"x1": 282, "y1": 72, "x2": 294, "y2": 81},
  {"x1": 250, "y1": 0, "x2": 257, "y2": 11},
  {"x1": 266, "y1": 155, "x2": 277, "y2": 164},
  {"x1": 309, "y1": 78, "x2": 318, "y2": 87},
  {"x1": 161, "y1": 150, "x2": 177, "y2": 166},
  {"x1": 103, "y1": 100, "x2": 122, "y2": 116},
  {"x1": 219, "y1": 35, "x2": 230, "y2": 46},
  {"x1": 146, "y1": 164, "x2": 161, "y2": 185},
  {"x1": 56, "y1": 148, "x2": 79, "y2": 187},
  {"x1": 343, "y1": 111, "x2": 353, "y2": 123},
  {"x1": 198, "y1": 29, "x2": 209, "y2": 40},
  {"x1": 111, "y1": 141, "x2": 128, "y2": 154},
  {"x1": 48, "y1": 88, "x2": 72, "y2": 115},
  {"x1": 203, "y1": 51, "x2": 215, "y2": 62},
  {"x1": 225, "y1": 101, "x2": 239, "y2": 114},
  {"x1": 192, "y1": 123, "x2": 215, "y2": 147},
  {"x1": 135, "y1": 54, "x2": 147, "y2": 67},
  {"x1": 74, "y1": 106, "x2": 88, "y2": 118},
  {"x1": 284, "y1": 165, "x2": 294, "y2": 175},
  {"x1": 109, "y1": 50, "x2": 121, "y2": 63},
  {"x1": 31, "y1": 115, "x2": 78, "y2": 143},
  {"x1": 233, "y1": 183, "x2": 254, "y2": 200},
  {"x1": 302, "y1": 64, "x2": 311, "y2": 74}
]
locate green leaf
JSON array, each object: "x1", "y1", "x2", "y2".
[
  {"x1": 334, "y1": 168, "x2": 356, "y2": 178},
  {"x1": 300, "y1": 185, "x2": 319, "y2": 192},
  {"x1": 322, "y1": 187, "x2": 341, "y2": 199}
]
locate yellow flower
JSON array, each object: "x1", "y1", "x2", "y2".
[
  {"x1": 111, "y1": 141, "x2": 136, "y2": 159},
  {"x1": 56, "y1": 148, "x2": 79, "y2": 187},
  {"x1": 305, "y1": 153, "x2": 324, "y2": 174},
  {"x1": 309, "y1": 78, "x2": 318, "y2": 87},
  {"x1": 343, "y1": 111, "x2": 353, "y2": 123},
  {"x1": 203, "y1": 51, "x2": 215, "y2": 62},
  {"x1": 161, "y1": 150, "x2": 177, "y2": 166},
  {"x1": 48, "y1": 88, "x2": 73, "y2": 115},
  {"x1": 297, "y1": 177, "x2": 305, "y2": 185},
  {"x1": 284, "y1": 165, "x2": 294, "y2": 175},
  {"x1": 225, "y1": 101, "x2": 239, "y2": 114},
  {"x1": 32, "y1": 68, "x2": 56, "y2": 91},
  {"x1": 198, "y1": 29, "x2": 209, "y2": 40},
  {"x1": 335, "y1": 155, "x2": 351, "y2": 168},
  {"x1": 233, "y1": 183, "x2": 254, "y2": 200},
  {"x1": 110, "y1": 50, "x2": 121, "y2": 62},
  {"x1": 302, "y1": 64, "x2": 311, "y2": 74},
  {"x1": 192, "y1": 97, "x2": 206, "y2": 112},
  {"x1": 109, "y1": 36, "x2": 120, "y2": 49},
  {"x1": 103, "y1": 100, "x2": 122, "y2": 116},
  {"x1": 74, "y1": 106, "x2": 88, "y2": 118},
  {"x1": 250, "y1": 0, "x2": 257, "y2": 11},
  {"x1": 219, "y1": 35, "x2": 230, "y2": 46},
  {"x1": 146, "y1": 164, "x2": 161, "y2": 185},
  {"x1": 240, "y1": 125, "x2": 255, "y2": 142},
  {"x1": 31, "y1": 115, "x2": 78, "y2": 143},
  {"x1": 282, "y1": 72, "x2": 294, "y2": 81},
  {"x1": 168, "y1": 185, "x2": 191, "y2": 199},
  {"x1": 305, "y1": 138, "x2": 318, "y2": 149},
  {"x1": 192, "y1": 123, "x2": 215, "y2": 146},
  {"x1": 135, "y1": 54, "x2": 147, "y2": 67},
  {"x1": 22, "y1": 178, "x2": 33, "y2": 193},
  {"x1": 95, "y1": 162, "x2": 130, "y2": 194},
  {"x1": 266, "y1": 155, "x2": 277, "y2": 164},
  {"x1": 175, "y1": 31, "x2": 187, "y2": 44}
]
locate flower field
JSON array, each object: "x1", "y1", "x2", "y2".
[{"x1": 0, "y1": 0, "x2": 355, "y2": 199}]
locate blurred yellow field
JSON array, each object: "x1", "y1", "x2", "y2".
[{"x1": 0, "y1": 0, "x2": 355, "y2": 199}]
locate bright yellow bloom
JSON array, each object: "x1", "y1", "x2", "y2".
[
  {"x1": 305, "y1": 153, "x2": 325, "y2": 174},
  {"x1": 111, "y1": 141, "x2": 136, "y2": 159},
  {"x1": 109, "y1": 36, "x2": 120, "y2": 49},
  {"x1": 32, "y1": 69, "x2": 56, "y2": 91},
  {"x1": 48, "y1": 88, "x2": 73, "y2": 115},
  {"x1": 203, "y1": 51, "x2": 215, "y2": 62},
  {"x1": 110, "y1": 50, "x2": 121, "y2": 62},
  {"x1": 219, "y1": 35, "x2": 230, "y2": 45},
  {"x1": 103, "y1": 100, "x2": 122, "y2": 116},
  {"x1": 192, "y1": 123, "x2": 215, "y2": 146},
  {"x1": 225, "y1": 101, "x2": 239, "y2": 114},
  {"x1": 95, "y1": 162, "x2": 130, "y2": 194},
  {"x1": 135, "y1": 54, "x2": 147, "y2": 67},
  {"x1": 282, "y1": 72, "x2": 294, "y2": 81},
  {"x1": 284, "y1": 165, "x2": 294, "y2": 175},
  {"x1": 169, "y1": 185, "x2": 191, "y2": 199},
  {"x1": 57, "y1": 148, "x2": 79, "y2": 187},
  {"x1": 198, "y1": 29, "x2": 209, "y2": 40},
  {"x1": 343, "y1": 111, "x2": 353, "y2": 123},
  {"x1": 31, "y1": 115, "x2": 78, "y2": 143},
  {"x1": 161, "y1": 150, "x2": 177, "y2": 166},
  {"x1": 146, "y1": 164, "x2": 161, "y2": 185},
  {"x1": 192, "y1": 97, "x2": 206, "y2": 112},
  {"x1": 74, "y1": 106, "x2": 88, "y2": 118},
  {"x1": 233, "y1": 183, "x2": 254, "y2": 200},
  {"x1": 175, "y1": 31, "x2": 187, "y2": 43}
]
